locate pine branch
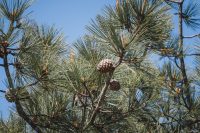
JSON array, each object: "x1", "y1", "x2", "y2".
[
  {"x1": 83, "y1": 73, "x2": 112, "y2": 130},
  {"x1": 185, "y1": 53, "x2": 200, "y2": 56},
  {"x1": 4, "y1": 52, "x2": 43, "y2": 133},
  {"x1": 83, "y1": 54, "x2": 124, "y2": 130},
  {"x1": 165, "y1": 0, "x2": 183, "y2": 4},
  {"x1": 81, "y1": 90, "x2": 87, "y2": 132},
  {"x1": 174, "y1": 57, "x2": 181, "y2": 70},
  {"x1": 2, "y1": 18, "x2": 43, "y2": 133},
  {"x1": 0, "y1": 89, "x2": 6, "y2": 93},
  {"x1": 183, "y1": 34, "x2": 200, "y2": 39},
  {"x1": 82, "y1": 82, "x2": 94, "y2": 107},
  {"x1": 177, "y1": 1, "x2": 190, "y2": 110}
]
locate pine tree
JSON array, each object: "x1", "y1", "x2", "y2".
[{"x1": 0, "y1": 0, "x2": 200, "y2": 132}]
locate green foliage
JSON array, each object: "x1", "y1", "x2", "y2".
[
  {"x1": 0, "y1": 0, "x2": 32, "y2": 21},
  {"x1": 0, "y1": 112, "x2": 26, "y2": 133},
  {"x1": 182, "y1": 1, "x2": 200, "y2": 29},
  {"x1": 1, "y1": 0, "x2": 200, "y2": 133}
]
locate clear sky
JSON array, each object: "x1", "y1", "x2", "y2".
[
  {"x1": 31, "y1": 0, "x2": 115, "y2": 44},
  {"x1": 0, "y1": 0, "x2": 115, "y2": 119}
]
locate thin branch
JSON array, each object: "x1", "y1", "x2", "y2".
[
  {"x1": 0, "y1": 29, "x2": 6, "y2": 36},
  {"x1": 72, "y1": 93, "x2": 76, "y2": 107},
  {"x1": 7, "y1": 47, "x2": 21, "y2": 51},
  {"x1": 122, "y1": 47, "x2": 148, "y2": 64},
  {"x1": 0, "y1": 89, "x2": 6, "y2": 93},
  {"x1": 177, "y1": 1, "x2": 190, "y2": 110},
  {"x1": 114, "y1": 51, "x2": 125, "y2": 68},
  {"x1": 185, "y1": 53, "x2": 200, "y2": 56},
  {"x1": 82, "y1": 82, "x2": 94, "y2": 107},
  {"x1": 174, "y1": 57, "x2": 181, "y2": 70},
  {"x1": 183, "y1": 34, "x2": 200, "y2": 39},
  {"x1": 83, "y1": 76, "x2": 111, "y2": 130},
  {"x1": 165, "y1": 0, "x2": 183, "y2": 4},
  {"x1": 83, "y1": 53, "x2": 125, "y2": 130},
  {"x1": 180, "y1": 90, "x2": 190, "y2": 110},
  {"x1": 24, "y1": 80, "x2": 40, "y2": 88},
  {"x1": 81, "y1": 90, "x2": 87, "y2": 132}
]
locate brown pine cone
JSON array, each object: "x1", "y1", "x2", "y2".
[
  {"x1": 109, "y1": 79, "x2": 120, "y2": 91},
  {"x1": 0, "y1": 41, "x2": 9, "y2": 47},
  {"x1": 97, "y1": 59, "x2": 114, "y2": 73}
]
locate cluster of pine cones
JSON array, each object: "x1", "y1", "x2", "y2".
[{"x1": 97, "y1": 59, "x2": 120, "y2": 91}]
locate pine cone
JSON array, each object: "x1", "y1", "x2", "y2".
[
  {"x1": 5, "y1": 89, "x2": 16, "y2": 102},
  {"x1": 14, "y1": 62, "x2": 23, "y2": 70},
  {"x1": 0, "y1": 48, "x2": 10, "y2": 58},
  {"x1": 97, "y1": 59, "x2": 114, "y2": 73},
  {"x1": 0, "y1": 41, "x2": 9, "y2": 47},
  {"x1": 109, "y1": 79, "x2": 120, "y2": 91}
]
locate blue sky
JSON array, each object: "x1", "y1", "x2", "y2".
[
  {"x1": 0, "y1": 0, "x2": 115, "y2": 119},
  {"x1": 31, "y1": 0, "x2": 115, "y2": 43}
]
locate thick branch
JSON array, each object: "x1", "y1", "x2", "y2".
[
  {"x1": 2, "y1": 21, "x2": 43, "y2": 133},
  {"x1": 83, "y1": 75, "x2": 112, "y2": 130},
  {"x1": 3, "y1": 53, "x2": 43, "y2": 132},
  {"x1": 3, "y1": 52, "x2": 14, "y2": 89}
]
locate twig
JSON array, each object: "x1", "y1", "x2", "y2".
[
  {"x1": 83, "y1": 77, "x2": 111, "y2": 130},
  {"x1": 114, "y1": 51, "x2": 125, "y2": 68},
  {"x1": 174, "y1": 57, "x2": 181, "y2": 70},
  {"x1": 7, "y1": 47, "x2": 21, "y2": 51},
  {"x1": 185, "y1": 53, "x2": 200, "y2": 56},
  {"x1": 81, "y1": 90, "x2": 87, "y2": 132},
  {"x1": 0, "y1": 90, "x2": 6, "y2": 93},
  {"x1": 82, "y1": 82, "x2": 94, "y2": 107},
  {"x1": 165, "y1": 0, "x2": 183, "y2": 4},
  {"x1": 183, "y1": 34, "x2": 200, "y2": 39}
]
